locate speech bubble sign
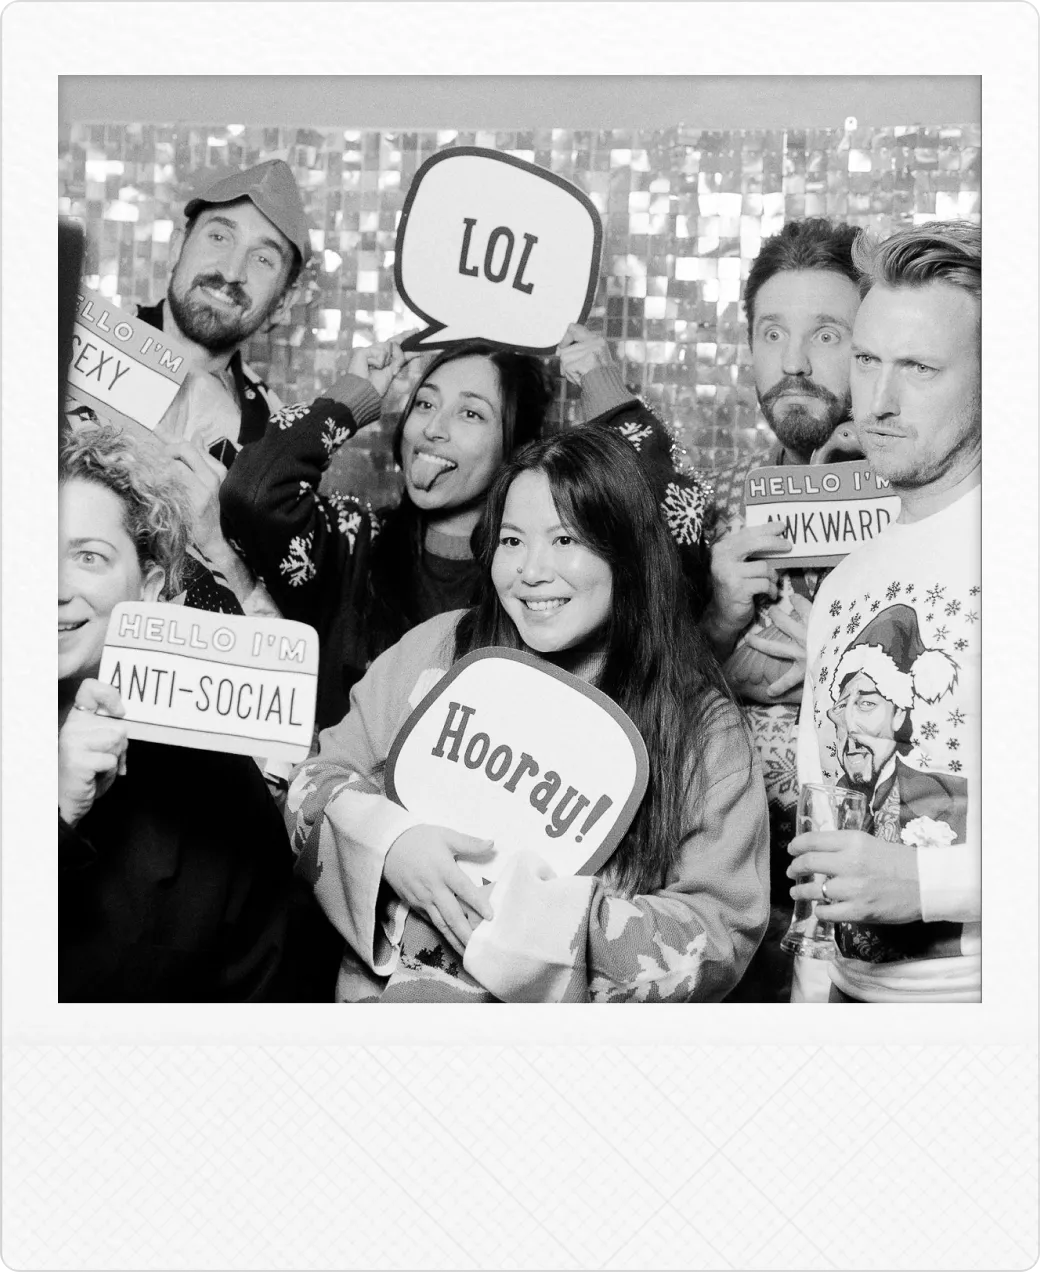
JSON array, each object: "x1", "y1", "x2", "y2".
[
  {"x1": 66, "y1": 285, "x2": 190, "y2": 432},
  {"x1": 97, "y1": 603, "x2": 318, "y2": 762},
  {"x1": 385, "y1": 649, "x2": 649, "y2": 884},
  {"x1": 743, "y1": 460, "x2": 902, "y2": 569},
  {"x1": 394, "y1": 147, "x2": 603, "y2": 353}
]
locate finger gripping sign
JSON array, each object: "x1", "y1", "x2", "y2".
[
  {"x1": 385, "y1": 650, "x2": 649, "y2": 883},
  {"x1": 98, "y1": 603, "x2": 318, "y2": 762},
  {"x1": 744, "y1": 460, "x2": 902, "y2": 569},
  {"x1": 395, "y1": 148, "x2": 604, "y2": 353},
  {"x1": 66, "y1": 286, "x2": 190, "y2": 432}
]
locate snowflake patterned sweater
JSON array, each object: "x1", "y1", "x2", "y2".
[
  {"x1": 797, "y1": 486, "x2": 981, "y2": 1002},
  {"x1": 286, "y1": 610, "x2": 770, "y2": 1002},
  {"x1": 221, "y1": 366, "x2": 716, "y2": 730}
]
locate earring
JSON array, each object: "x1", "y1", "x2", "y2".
[{"x1": 517, "y1": 566, "x2": 523, "y2": 574}]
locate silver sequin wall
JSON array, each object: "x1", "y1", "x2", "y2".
[{"x1": 58, "y1": 122, "x2": 980, "y2": 503}]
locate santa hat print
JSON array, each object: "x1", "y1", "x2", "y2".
[{"x1": 831, "y1": 603, "x2": 959, "y2": 711}]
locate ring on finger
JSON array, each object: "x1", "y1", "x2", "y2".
[{"x1": 820, "y1": 878, "x2": 831, "y2": 904}]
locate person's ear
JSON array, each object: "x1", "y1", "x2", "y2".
[
  {"x1": 269, "y1": 277, "x2": 301, "y2": 328},
  {"x1": 168, "y1": 226, "x2": 185, "y2": 272},
  {"x1": 140, "y1": 564, "x2": 165, "y2": 602}
]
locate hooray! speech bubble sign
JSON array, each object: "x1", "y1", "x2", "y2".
[
  {"x1": 394, "y1": 148, "x2": 603, "y2": 353},
  {"x1": 385, "y1": 649, "x2": 648, "y2": 883},
  {"x1": 98, "y1": 603, "x2": 318, "y2": 762}
]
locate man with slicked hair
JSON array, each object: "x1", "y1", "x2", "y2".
[{"x1": 789, "y1": 220, "x2": 981, "y2": 1003}]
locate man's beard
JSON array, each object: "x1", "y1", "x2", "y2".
[
  {"x1": 167, "y1": 271, "x2": 271, "y2": 354},
  {"x1": 758, "y1": 376, "x2": 852, "y2": 456}
]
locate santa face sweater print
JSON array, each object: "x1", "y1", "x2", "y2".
[{"x1": 796, "y1": 486, "x2": 981, "y2": 1002}]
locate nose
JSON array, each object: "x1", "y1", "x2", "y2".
[
  {"x1": 519, "y1": 541, "x2": 553, "y2": 585},
  {"x1": 58, "y1": 558, "x2": 75, "y2": 604},
  {"x1": 220, "y1": 243, "x2": 249, "y2": 284},
  {"x1": 781, "y1": 334, "x2": 812, "y2": 377},
  {"x1": 869, "y1": 366, "x2": 900, "y2": 420},
  {"x1": 421, "y1": 406, "x2": 449, "y2": 441}
]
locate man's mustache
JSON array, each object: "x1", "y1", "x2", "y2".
[
  {"x1": 759, "y1": 376, "x2": 840, "y2": 409},
  {"x1": 191, "y1": 273, "x2": 248, "y2": 308}
]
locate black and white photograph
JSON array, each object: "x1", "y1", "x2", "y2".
[{"x1": 3, "y1": 3, "x2": 1037, "y2": 1268}]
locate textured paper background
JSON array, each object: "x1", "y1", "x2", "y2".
[{"x1": 5, "y1": 4, "x2": 1038, "y2": 1269}]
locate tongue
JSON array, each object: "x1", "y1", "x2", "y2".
[{"x1": 410, "y1": 454, "x2": 453, "y2": 491}]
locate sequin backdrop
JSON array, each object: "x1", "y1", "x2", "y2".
[{"x1": 58, "y1": 122, "x2": 980, "y2": 503}]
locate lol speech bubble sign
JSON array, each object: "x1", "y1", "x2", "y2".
[
  {"x1": 385, "y1": 649, "x2": 648, "y2": 884},
  {"x1": 395, "y1": 148, "x2": 603, "y2": 353}
]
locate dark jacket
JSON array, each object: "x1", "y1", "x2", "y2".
[{"x1": 59, "y1": 740, "x2": 296, "y2": 1002}]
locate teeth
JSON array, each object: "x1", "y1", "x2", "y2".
[
  {"x1": 58, "y1": 622, "x2": 85, "y2": 632},
  {"x1": 524, "y1": 599, "x2": 568, "y2": 612},
  {"x1": 410, "y1": 452, "x2": 457, "y2": 491},
  {"x1": 416, "y1": 453, "x2": 456, "y2": 471}
]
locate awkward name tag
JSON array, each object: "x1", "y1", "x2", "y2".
[
  {"x1": 98, "y1": 604, "x2": 318, "y2": 762},
  {"x1": 385, "y1": 649, "x2": 649, "y2": 884},
  {"x1": 66, "y1": 286, "x2": 189, "y2": 431},
  {"x1": 743, "y1": 460, "x2": 901, "y2": 568}
]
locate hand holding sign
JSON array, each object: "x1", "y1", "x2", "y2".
[
  {"x1": 706, "y1": 520, "x2": 790, "y2": 652},
  {"x1": 58, "y1": 680, "x2": 128, "y2": 827},
  {"x1": 345, "y1": 337, "x2": 417, "y2": 399},
  {"x1": 395, "y1": 148, "x2": 603, "y2": 353},
  {"x1": 383, "y1": 826, "x2": 496, "y2": 956}
]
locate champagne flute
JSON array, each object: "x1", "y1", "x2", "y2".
[{"x1": 781, "y1": 783, "x2": 867, "y2": 959}]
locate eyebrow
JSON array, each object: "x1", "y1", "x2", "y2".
[
  {"x1": 419, "y1": 385, "x2": 497, "y2": 411},
  {"x1": 67, "y1": 537, "x2": 116, "y2": 550},
  {"x1": 499, "y1": 522, "x2": 568, "y2": 534},
  {"x1": 204, "y1": 214, "x2": 287, "y2": 261},
  {"x1": 756, "y1": 311, "x2": 854, "y2": 331}
]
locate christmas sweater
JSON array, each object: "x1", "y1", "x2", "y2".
[
  {"x1": 797, "y1": 486, "x2": 981, "y2": 1002},
  {"x1": 286, "y1": 611, "x2": 770, "y2": 1003}
]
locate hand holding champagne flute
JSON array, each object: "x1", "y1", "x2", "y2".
[{"x1": 781, "y1": 783, "x2": 867, "y2": 959}]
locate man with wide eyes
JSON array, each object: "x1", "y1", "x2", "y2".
[{"x1": 704, "y1": 219, "x2": 864, "y2": 1001}]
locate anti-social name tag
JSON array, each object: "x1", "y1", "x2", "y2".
[
  {"x1": 394, "y1": 147, "x2": 603, "y2": 353},
  {"x1": 385, "y1": 649, "x2": 649, "y2": 884},
  {"x1": 98, "y1": 603, "x2": 318, "y2": 762},
  {"x1": 743, "y1": 461, "x2": 902, "y2": 568},
  {"x1": 66, "y1": 286, "x2": 189, "y2": 432}
]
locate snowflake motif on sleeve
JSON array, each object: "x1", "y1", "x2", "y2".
[
  {"x1": 916, "y1": 749, "x2": 932, "y2": 767},
  {"x1": 870, "y1": 600, "x2": 881, "y2": 612},
  {"x1": 945, "y1": 599, "x2": 962, "y2": 617},
  {"x1": 925, "y1": 584, "x2": 946, "y2": 604},
  {"x1": 919, "y1": 721, "x2": 939, "y2": 740},
  {"x1": 954, "y1": 638, "x2": 968, "y2": 652},
  {"x1": 886, "y1": 582, "x2": 902, "y2": 600},
  {"x1": 829, "y1": 600, "x2": 842, "y2": 617},
  {"x1": 614, "y1": 420, "x2": 654, "y2": 452},
  {"x1": 948, "y1": 709, "x2": 965, "y2": 726},
  {"x1": 661, "y1": 481, "x2": 707, "y2": 546},
  {"x1": 925, "y1": 612, "x2": 934, "y2": 623},
  {"x1": 368, "y1": 508, "x2": 383, "y2": 542},
  {"x1": 325, "y1": 492, "x2": 363, "y2": 550},
  {"x1": 831, "y1": 625, "x2": 842, "y2": 641},
  {"x1": 969, "y1": 585, "x2": 980, "y2": 596},
  {"x1": 279, "y1": 533, "x2": 316, "y2": 587},
  {"x1": 949, "y1": 759, "x2": 962, "y2": 773},
  {"x1": 272, "y1": 403, "x2": 311, "y2": 430},
  {"x1": 947, "y1": 737, "x2": 960, "y2": 750},
  {"x1": 846, "y1": 618, "x2": 859, "y2": 634},
  {"x1": 965, "y1": 610, "x2": 978, "y2": 624},
  {"x1": 934, "y1": 625, "x2": 949, "y2": 641},
  {"x1": 322, "y1": 416, "x2": 354, "y2": 454}
]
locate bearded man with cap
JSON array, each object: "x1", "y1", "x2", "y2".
[
  {"x1": 137, "y1": 159, "x2": 310, "y2": 612},
  {"x1": 789, "y1": 220, "x2": 981, "y2": 1003}
]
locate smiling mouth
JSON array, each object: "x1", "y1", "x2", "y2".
[
  {"x1": 59, "y1": 619, "x2": 88, "y2": 634},
  {"x1": 522, "y1": 598, "x2": 569, "y2": 613},
  {"x1": 198, "y1": 285, "x2": 243, "y2": 309}
]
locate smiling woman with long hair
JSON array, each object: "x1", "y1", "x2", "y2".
[{"x1": 287, "y1": 428, "x2": 769, "y2": 1003}]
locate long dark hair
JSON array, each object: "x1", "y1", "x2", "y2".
[
  {"x1": 363, "y1": 341, "x2": 552, "y2": 660},
  {"x1": 454, "y1": 428, "x2": 747, "y2": 897}
]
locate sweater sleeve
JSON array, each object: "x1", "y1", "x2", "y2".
[
  {"x1": 219, "y1": 374, "x2": 383, "y2": 634},
  {"x1": 580, "y1": 367, "x2": 716, "y2": 611},
  {"x1": 463, "y1": 701, "x2": 770, "y2": 1002},
  {"x1": 283, "y1": 613, "x2": 460, "y2": 974}
]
